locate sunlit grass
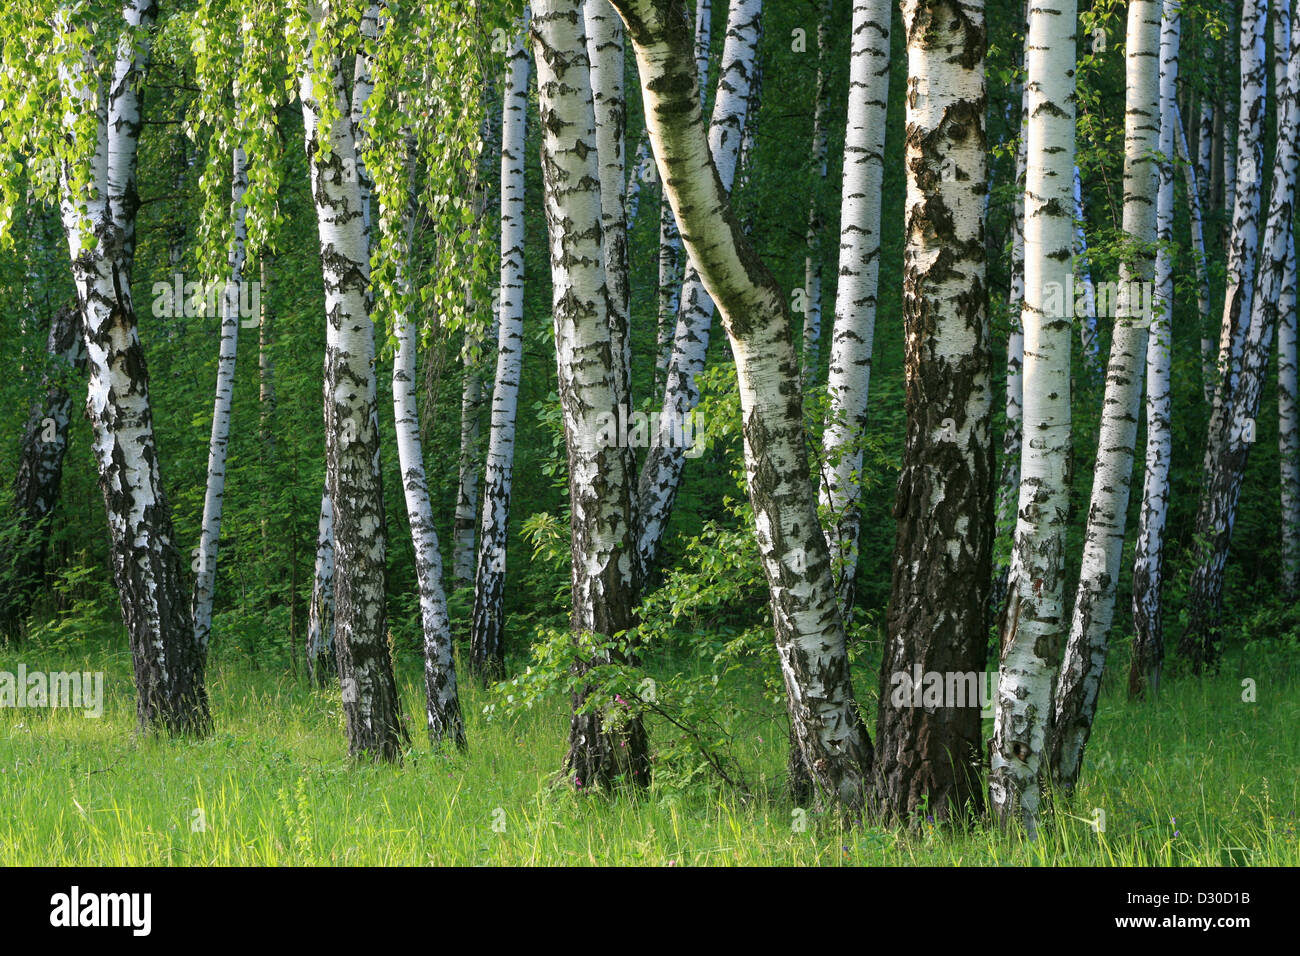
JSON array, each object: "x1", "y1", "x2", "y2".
[{"x1": 1, "y1": 637, "x2": 1295, "y2": 865}]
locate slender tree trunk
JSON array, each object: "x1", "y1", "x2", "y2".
[
  {"x1": 300, "y1": 9, "x2": 407, "y2": 760},
  {"x1": 0, "y1": 305, "x2": 85, "y2": 640},
  {"x1": 454, "y1": 333, "x2": 487, "y2": 589},
  {"x1": 1182, "y1": 0, "x2": 1300, "y2": 664},
  {"x1": 991, "y1": 67, "x2": 1029, "y2": 616},
  {"x1": 1073, "y1": 167, "x2": 1100, "y2": 375},
  {"x1": 989, "y1": 0, "x2": 1076, "y2": 834},
  {"x1": 612, "y1": 0, "x2": 873, "y2": 811},
  {"x1": 532, "y1": 0, "x2": 649, "y2": 790},
  {"x1": 873, "y1": 0, "x2": 992, "y2": 823},
  {"x1": 1180, "y1": 0, "x2": 1270, "y2": 666},
  {"x1": 388, "y1": 141, "x2": 466, "y2": 749},
  {"x1": 191, "y1": 143, "x2": 248, "y2": 658},
  {"x1": 1050, "y1": 0, "x2": 1161, "y2": 791},
  {"x1": 1173, "y1": 104, "x2": 1215, "y2": 403},
  {"x1": 471, "y1": 10, "x2": 532, "y2": 681},
  {"x1": 1274, "y1": 1, "x2": 1300, "y2": 597},
  {"x1": 635, "y1": 0, "x2": 763, "y2": 573},
  {"x1": 1130, "y1": 0, "x2": 1181, "y2": 701},
  {"x1": 800, "y1": 0, "x2": 831, "y2": 390},
  {"x1": 818, "y1": 0, "x2": 891, "y2": 615},
  {"x1": 306, "y1": 485, "x2": 336, "y2": 685},
  {"x1": 587, "y1": 0, "x2": 633, "y2": 412},
  {"x1": 56, "y1": 0, "x2": 210, "y2": 735}
]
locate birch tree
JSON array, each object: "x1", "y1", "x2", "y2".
[
  {"x1": 191, "y1": 142, "x2": 248, "y2": 659},
  {"x1": 635, "y1": 0, "x2": 763, "y2": 572},
  {"x1": 1180, "y1": 0, "x2": 1270, "y2": 666},
  {"x1": 1129, "y1": 0, "x2": 1181, "y2": 699},
  {"x1": 1182, "y1": 0, "x2": 1300, "y2": 666},
  {"x1": 1, "y1": 0, "x2": 214, "y2": 733},
  {"x1": 298, "y1": 1, "x2": 407, "y2": 760},
  {"x1": 989, "y1": 0, "x2": 1076, "y2": 833},
  {"x1": 1051, "y1": 0, "x2": 1161, "y2": 790},
  {"x1": 817, "y1": 0, "x2": 891, "y2": 613},
  {"x1": 800, "y1": 0, "x2": 831, "y2": 390},
  {"x1": 1173, "y1": 103, "x2": 1215, "y2": 403},
  {"x1": 0, "y1": 305, "x2": 85, "y2": 639},
  {"x1": 472, "y1": 11, "x2": 532, "y2": 681},
  {"x1": 873, "y1": 0, "x2": 992, "y2": 822},
  {"x1": 610, "y1": 0, "x2": 874, "y2": 810},
  {"x1": 532, "y1": 0, "x2": 649, "y2": 788}
]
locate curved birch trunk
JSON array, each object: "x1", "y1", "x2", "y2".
[
  {"x1": 611, "y1": 0, "x2": 873, "y2": 812},
  {"x1": 56, "y1": 0, "x2": 210, "y2": 735},
  {"x1": 988, "y1": 0, "x2": 1076, "y2": 834},
  {"x1": 532, "y1": 0, "x2": 649, "y2": 790},
  {"x1": 635, "y1": 0, "x2": 763, "y2": 573},
  {"x1": 300, "y1": 7, "x2": 407, "y2": 760},
  {"x1": 0, "y1": 305, "x2": 85, "y2": 639},
  {"x1": 1050, "y1": 0, "x2": 1161, "y2": 790},
  {"x1": 471, "y1": 11, "x2": 532, "y2": 681},
  {"x1": 1130, "y1": 0, "x2": 1181, "y2": 701},
  {"x1": 817, "y1": 0, "x2": 891, "y2": 614},
  {"x1": 1180, "y1": 0, "x2": 1270, "y2": 666},
  {"x1": 191, "y1": 143, "x2": 248, "y2": 658}
]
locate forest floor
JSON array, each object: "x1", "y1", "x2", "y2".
[{"x1": 1, "y1": 636, "x2": 1297, "y2": 866}]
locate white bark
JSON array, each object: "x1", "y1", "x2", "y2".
[
  {"x1": 1275, "y1": 0, "x2": 1300, "y2": 596},
  {"x1": 612, "y1": 0, "x2": 873, "y2": 810},
  {"x1": 56, "y1": 0, "x2": 209, "y2": 733},
  {"x1": 300, "y1": 4, "x2": 407, "y2": 759},
  {"x1": 472, "y1": 11, "x2": 532, "y2": 679},
  {"x1": 801, "y1": 0, "x2": 831, "y2": 390},
  {"x1": 635, "y1": 0, "x2": 763, "y2": 572},
  {"x1": 1173, "y1": 104, "x2": 1215, "y2": 403},
  {"x1": 1051, "y1": 0, "x2": 1161, "y2": 790},
  {"x1": 1130, "y1": 0, "x2": 1181, "y2": 698},
  {"x1": 532, "y1": 0, "x2": 649, "y2": 788},
  {"x1": 1073, "y1": 166, "x2": 1100, "y2": 374},
  {"x1": 191, "y1": 143, "x2": 248, "y2": 657},
  {"x1": 989, "y1": 0, "x2": 1076, "y2": 833},
  {"x1": 818, "y1": 0, "x2": 891, "y2": 613}
]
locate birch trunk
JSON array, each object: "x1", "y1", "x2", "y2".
[
  {"x1": 611, "y1": 0, "x2": 873, "y2": 811},
  {"x1": 0, "y1": 305, "x2": 85, "y2": 639},
  {"x1": 1130, "y1": 0, "x2": 1181, "y2": 700},
  {"x1": 1172, "y1": 104, "x2": 1215, "y2": 403},
  {"x1": 300, "y1": 8, "x2": 407, "y2": 759},
  {"x1": 989, "y1": 0, "x2": 1076, "y2": 834},
  {"x1": 587, "y1": 0, "x2": 633, "y2": 412},
  {"x1": 817, "y1": 0, "x2": 891, "y2": 614},
  {"x1": 1050, "y1": 0, "x2": 1161, "y2": 790},
  {"x1": 56, "y1": 0, "x2": 210, "y2": 734},
  {"x1": 306, "y1": 485, "x2": 336, "y2": 685},
  {"x1": 800, "y1": 0, "x2": 831, "y2": 390},
  {"x1": 991, "y1": 72, "x2": 1029, "y2": 615},
  {"x1": 635, "y1": 0, "x2": 763, "y2": 572},
  {"x1": 1180, "y1": 0, "x2": 1270, "y2": 666},
  {"x1": 191, "y1": 143, "x2": 248, "y2": 658},
  {"x1": 1073, "y1": 167, "x2": 1100, "y2": 375},
  {"x1": 872, "y1": 0, "x2": 992, "y2": 823},
  {"x1": 453, "y1": 342, "x2": 485, "y2": 587},
  {"x1": 472, "y1": 12, "x2": 532, "y2": 681},
  {"x1": 1275, "y1": 1, "x2": 1300, "y2": 597},
  {"x1": 532, "y1": 0, "x2": 649, "y2": 789},
  {"x1": 388, "y1": 143, "x2": 466, "y2": 749}
]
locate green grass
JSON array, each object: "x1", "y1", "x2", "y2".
[{"x1": 1, "y1": 637, "x2": 1296, "y2": 866}]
